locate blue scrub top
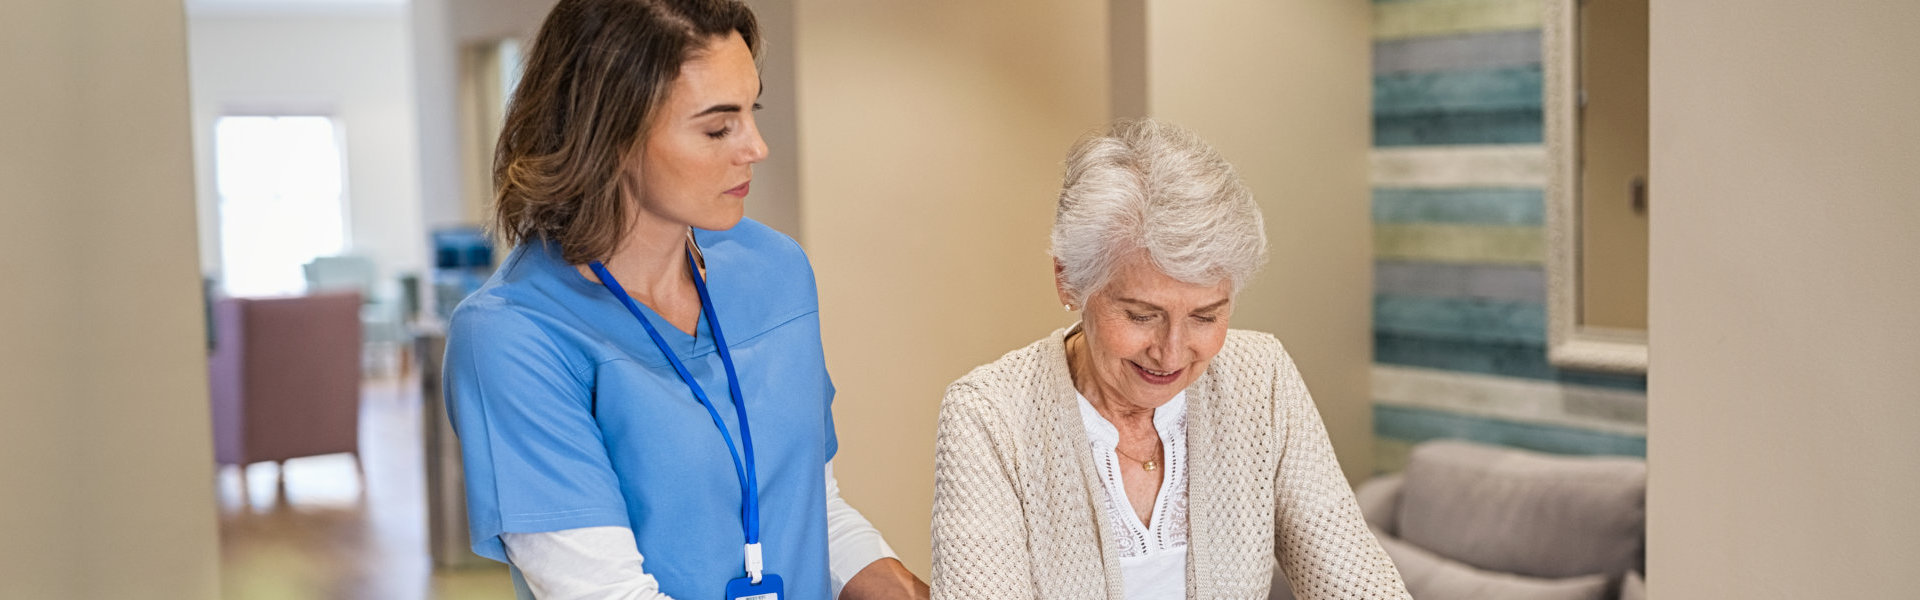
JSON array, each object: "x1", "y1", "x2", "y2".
[{"x1": 444, "y1": 218, "x2": 837, "y2": 599}]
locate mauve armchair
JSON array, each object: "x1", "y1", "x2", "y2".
[{"x1": 208, "y1": 292, "x2": 365, "y2": 499}]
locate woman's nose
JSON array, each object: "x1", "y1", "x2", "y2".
[
  {"x1": 742, "y1": 119, "x2": 769, "y2": 164},
  {"x1": 1149, "y1": 323, "x2": 1185, "y2": 364}
]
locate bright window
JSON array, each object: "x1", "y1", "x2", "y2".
[{"x1": 214, "y1": 115, "x2": 348, "y2": 297}]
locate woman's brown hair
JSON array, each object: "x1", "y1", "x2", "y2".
[{"x1": 492, "y1": 0, "x2": 759, "y2": 264}]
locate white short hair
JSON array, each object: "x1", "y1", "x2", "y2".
[{"x1": 1050, "y1": 119, "x2": 1268, "y2": 304}]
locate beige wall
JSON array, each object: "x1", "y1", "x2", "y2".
[
  {"x1": 1140, "y1": 0, "x2": 1378, "y2": 483},
  {"x1": 738, "y1": 0, "x2": 803, "y2": 238},
  {"x1": 0, "y1": 0, "x2": 221, "y2": 597},
  {"x1": 794, "y1": 0, "x2": 1111, "y2": 573},
  {"x1": 1646, "y1": 1, "x2": 1920, "y2": 597}
]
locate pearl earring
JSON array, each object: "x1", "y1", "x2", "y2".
[{"x1": 1063, "y1": 304, "x2": 1074, "y2": 312}]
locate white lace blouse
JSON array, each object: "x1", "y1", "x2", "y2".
[{"x1": 1077, "y1": 390, "x2": 1189, "y2": 599}]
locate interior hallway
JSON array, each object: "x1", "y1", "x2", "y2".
[{"x1": 215, "y1": 373, "x2": 512, "y2": 600}]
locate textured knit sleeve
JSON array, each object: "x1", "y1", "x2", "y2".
[
  {"x1": 930, "y1": 383, "x2": 1035, "y2": 600},
  {"x1": 1270, "y1": 348, "x2": 1411, "y2": 599}
]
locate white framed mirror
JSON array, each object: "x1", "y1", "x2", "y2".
[{"x1": 1545, "y1": 0, "x2": 1649, "y2": 374}]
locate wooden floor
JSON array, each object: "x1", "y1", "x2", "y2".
[{"x1": 216, "y1": 374, "x2": 514, "y2": 600}]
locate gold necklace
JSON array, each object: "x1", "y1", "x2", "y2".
[{"x1": 1114, "y1": 441, "x2": 1161, "y2": 472}]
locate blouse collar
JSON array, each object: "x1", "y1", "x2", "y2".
[{"x1": 1075, "y1": 389, "x2": 1188, "y2": 447}]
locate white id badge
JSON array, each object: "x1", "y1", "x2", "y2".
[{"x1": 725, "y1": 572, "x2": 782, "y2": 600}]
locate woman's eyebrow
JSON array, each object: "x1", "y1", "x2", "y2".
[
  {"x1": 1113, "y1": 297, "x2": 1164, "y2": 311},
  {"x1": 690, "y1": 103, "x2": 744, "y2": 118},
  {"x1": 1114, "y1": 297, "x2": 1230, "y2": 313},
  {"x1": 689, "y1": 84, "x2": 765, "y2": 119}
]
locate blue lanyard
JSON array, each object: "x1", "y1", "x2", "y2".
[{"x1": 589, "y1": 246, "x2": 768, "y2": 581}]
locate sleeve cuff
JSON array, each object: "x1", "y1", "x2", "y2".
[{"x1": 824, "y1": 462, "x2": 900, "y2": 598}]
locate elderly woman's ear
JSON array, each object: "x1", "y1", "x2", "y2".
[{"x1": 1054, "y1": 258, "x2": 1075, "y2": 311}]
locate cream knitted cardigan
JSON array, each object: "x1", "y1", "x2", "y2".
[{"x1": 931, "y1": 327, "x2": 1409, "y2": 600}]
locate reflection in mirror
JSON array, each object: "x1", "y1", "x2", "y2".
[
  {"x1": 1546, "y1": 0, "x2": 1649, "y2": 374},
  {"x1": 1578, "y1": 0, "x2": 1648, "y2": 332}
]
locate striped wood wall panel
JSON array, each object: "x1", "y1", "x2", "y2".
[{"x1": 1369, "y1": 0, "x2": 1644, "y2": 471}]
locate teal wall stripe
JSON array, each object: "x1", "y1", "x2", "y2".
[
  {"x1": 1375, "y1": 332, "x2": 1649, "y2": 391},
  {"x1": 1375, "y1": 294, "x2": 1546, "y2": 345},
  {"x1": 1373, "y1": 187, "x2": 1544, "y2": 226},
  {"x1": 1375, "y1": 65, "x2": 1542, "y2": 116},
  {"x1": 1375, "y1": 260, "x2": 1545, "y2": 303},
  {"x1": 1374, "y1": 30, "x2": 1541, "y2": 74},
  {"x1": 1368, "y1": 0, "x2": 1632, "y2": 461},
  {"x1": 1375, "y1": 404, "x2": 1647, "y2": 457},
  {"x1": 1376, "y1": 109, "x2": 1542, "y2": 146}
]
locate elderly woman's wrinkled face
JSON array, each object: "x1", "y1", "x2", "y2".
[{"x1": 1072, "y1": 254, "x2": 1233, "y2": 410}]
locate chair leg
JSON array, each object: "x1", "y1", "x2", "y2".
[
  {"x1": 352, "y1": 452, "x2": 368, "y2": 500},
  {"x1": 235, "y1": 464, "x2": 249, "y2": 508},
  {"x1": 274, "y1": 460, "x2": 287, "y2": 507}
]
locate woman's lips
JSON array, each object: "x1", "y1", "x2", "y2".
[
  {"x1": 724, "y1": 181, "x2": 750, "y2": 197},
  {"x1": 1130, "y1": 361, "x2": 1182, "y2": 385}
]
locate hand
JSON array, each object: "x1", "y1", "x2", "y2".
[{"x1": 839, "y1": 557, "x2": 930, "y2": 600}]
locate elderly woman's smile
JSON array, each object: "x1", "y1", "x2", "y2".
[{"x1": 1068, "y1": 253, "x2": 1233, "y2": 413}]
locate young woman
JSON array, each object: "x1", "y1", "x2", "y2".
[{"x1": 444, "y1": 2, "x2": 928, "y2": 598}]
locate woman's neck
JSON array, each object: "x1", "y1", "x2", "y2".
[
  {"x1": 600, "y1": 217, "x2": 691, "y2": 292},
  {"x1": 580, "y1": 213, "x2": 703, "y2": 335}
]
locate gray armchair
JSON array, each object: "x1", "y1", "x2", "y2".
[
  {"x1": 1355, "y1": 441, "x2": 1645, "y2": 600},
  {"x1": 1268, "y1": 440, "x2": 1645, "y2": 600}
]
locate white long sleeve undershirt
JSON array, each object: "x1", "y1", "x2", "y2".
[{"x1": 501, "y1": 461, "x2": 898, "y2": 600}]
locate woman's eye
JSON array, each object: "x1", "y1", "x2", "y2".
[
  {"x1": 1192, "y1": 315, "x2": 1218, "y2": 323},
  {"x1": 705, "y1": 127, "x2": 733, "y2": 140},
  {"x1": 1127, "y1": 312, "x2": 1154, "y2": 323}
]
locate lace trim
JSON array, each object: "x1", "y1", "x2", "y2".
[{"x1": 1079, "y1": 392, "x2": 1189, "y2": 558}]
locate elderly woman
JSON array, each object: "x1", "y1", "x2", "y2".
[{"x1": 930, "y1": 120, "x2": 1408, "y2": 600}]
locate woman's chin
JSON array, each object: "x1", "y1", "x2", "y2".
[{"x1": 692, "y1": 208, "x2": 746, "y2": 231}]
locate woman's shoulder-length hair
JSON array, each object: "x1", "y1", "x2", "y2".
[{"x1": 491, "y1": 0, "x2": 760, "y2": 265}]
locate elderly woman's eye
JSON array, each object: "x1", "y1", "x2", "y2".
[
  {"x1": 1127, "y1": 312, "x2": 1154, "y2": 323},
  {"x1": 1193, "y1": 315, "x2": 1218, "y2": 323}
]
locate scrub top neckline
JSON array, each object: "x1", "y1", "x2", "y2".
[{"x1": 548, "y1": 237, "x2": 715, "y2": 357}]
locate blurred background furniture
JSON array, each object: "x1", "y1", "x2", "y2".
[
  {"x1": 305, "y1": 254, "x2": 412, "y2": 375},
  {"x1": 418, "y1": 327, "x2": 493, "y2": 569},
  {"x1": 1270, "y1": 440, "x2": 1645, "y2": 600},
  {"x1": 418, "y1": 227, "x2": 496, "y2": 570},
  {"x1": 208, "y1": 292, "x2": 365, "y2": 501},
  {"x1": 430, "y1": 226, "x2": 495, "y2": 322}
]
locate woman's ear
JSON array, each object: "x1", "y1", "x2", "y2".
[{"x1": 1054, "y1": 258, "x2": 1075, "y2": 310}]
